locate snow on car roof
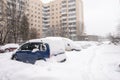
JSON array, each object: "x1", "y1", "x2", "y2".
[{"x1": 28, "y1": 37, "x2": 63, "y2": 43}]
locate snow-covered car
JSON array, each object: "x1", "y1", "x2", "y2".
[
  {"x1": 62, "y1": 38, "x2": 81, "y2": 51},
  {"x1": 0, "y1": 49, "x2": 4, "y2": 53},
  {"x1": 11, "y1": 39, "x2": 66, "y2": 64},
  {"x1": 41, "y1": 37, "x2": 81, "y2": 51},
  {"x1": 0, "y1": 43, "x2": 19, "y2": 53}
]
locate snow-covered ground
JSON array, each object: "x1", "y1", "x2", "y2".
[{"x1": 0, "y1": 42, "x2": 120, "y2": 80}]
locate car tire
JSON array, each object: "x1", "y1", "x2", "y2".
[{"x1": 11, "y1": 54, "x2": 17, "y2": 60}]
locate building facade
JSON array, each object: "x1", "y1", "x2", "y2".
[
  {"x1": 60, "y1": 0, "x2": 84, "y2": 40},
  {"x1": 25, "y1": 0, "x2": 43, "y2": 38},
  {"x1": 26, "y1": 0, "x2": 84, "y2": 40}
]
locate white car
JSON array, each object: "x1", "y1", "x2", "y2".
[
  {"x1": 41, "y1": 37, "x2": 81, "y2": 51},
  {"x1": 62, "y1": 37, "x2": 81, "y2": 51},
  {"x1": 0, "y1": 43, "x2": 19, "y2": 53}
]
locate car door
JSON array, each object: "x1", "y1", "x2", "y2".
[
  {"x1": 35, "y1": 43, "x2": 50, "y2": 59},
  {"x1": 15, "y1": 43, "x2": 38, "y2": 64}
]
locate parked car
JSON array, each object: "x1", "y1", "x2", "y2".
[
  {"x1": 40, "y1": 37, "x2": 81, "y2": 51},
  {"x1": 11, "y1": 39, "x2": 66, "y2": 64},
  {"x1": 0, "y1": 43, "x2": 19, "y2": 53},
  {"x1": 62, "y1": 37, "x2": 81, "y2": 51},
  {"x1": 0, "y1": 49, "x2": 4, "y2": 53}
]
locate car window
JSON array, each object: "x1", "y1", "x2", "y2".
[
  {"x1": 30, "y1": 43, "x2": 40, "y2": 50},
  {"x1": 20, "y1": 42, "x2": 47, "y2": 51},
  {"x1": 40, "y1": 44, "x2": 47, "y2": 51},
  {"x1": 20, "y1": 43, "x2": 30, "y2": 50}
]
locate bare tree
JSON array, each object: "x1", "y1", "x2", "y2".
[
  {"x1": 29, "y1": 28, "x2": 37, "y2": 39},
  {"x1": 44, "y1": 24, "x2": 63, "y2": 37},
  {"x1": 0, "y1": 0, "x2": 9, "y2": 44},
  {"x1": 19, "y1": 14, "x2": 29, "y2": 42},
  {"x1": 45, "y1": 27, "x2": 55, "y2": 37},
  {"x1": 59, "y1": 25, "x2": 66, "y2": 37},
  {"x1": 116, "y1": 23, "x2": 120, "y2": 38},
  {"x1": 0, "y1": 0, "x2": 28, "y2": 44},
  {"x1": 6, "y1": 0, "x2": 25, "y2": 43}
]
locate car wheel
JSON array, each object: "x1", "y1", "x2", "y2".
[{"x1": 11, "y1": 54, "x2": 17, "y2": 60}]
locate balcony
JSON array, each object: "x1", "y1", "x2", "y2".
[
  {"x1": 68, "y1": 6, "x2": 76, "y2": 10},
  {"x1": 68, "y1": 0, "x2": 76, "y2": 4},
  {"x1": 68, "y1": 19, "x2": 76, "y2": 23}
]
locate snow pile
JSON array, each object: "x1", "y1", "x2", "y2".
[
  {"x1": 75, "y1": 41, "x2": 99, "y2": 49},
  {"x1": 90, "y1": 44, "x2": 120, "y2": 80},
  {"x1": 41, "y1": 37, "x2": 66, "y2": 54},
  {"x1": 0, "y1": 42, "x2": 120, "y2": 80},
  {"x1": 62, "y1": 37, "x2": 82, "y2": 51}
]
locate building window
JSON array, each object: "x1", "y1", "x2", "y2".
[
  {"x1": 68, "y1": 3, "x2": 76, "y2": 7},
  {"x1": 52, "y1": 9, "x2": 54, "y2": 11},
  {"x1": 62, "y1": 5, "x2": 67, "y2": 8},
  {"x1": 52, "y1": 13, "x2": 54, "y2": 15},
  {"x1": 62, "y1": 0, "x2": 66, "y2": 3},
  {"x1": 62, "y1": 14, "x2": 67, "y2": 16},
  {"x1": 61, "y1": 9, "x2": 67, "y2": 13},
  {"x1": 68, "y1": 0, "x2": 76, "y2": 3},
  {"x1": 68, "y1": 13, "x2": 76, "y2": 16},
  {"x1": 68, "y1": 8, "x2": 76, "y2": 12},
  {"x1": 62, "y1": 19, "x2": 67, "y2": 21},
  {"x1": 52, "y1": 25, "x2": 54, "y2": 27},
  {"x1": 27, "y1": 14, "x2": 29, "y2": 16},
  {"x1": 68, "y1": 17, "x2": 76, "y2": 21},
  {"x1": 69, "y1": 22, "x2": 76, "y2": 25},
  {"x1": 62, "y1": 23, "x2": 67, "y2": 25}
]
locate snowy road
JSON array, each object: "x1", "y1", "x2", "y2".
[{"x1": 0, "y1": 44, "x2": 120, "y2": 80}]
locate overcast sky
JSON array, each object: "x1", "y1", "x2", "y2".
[{"x1": 41, "y1": 0, "x2": 120, "y2": 36}]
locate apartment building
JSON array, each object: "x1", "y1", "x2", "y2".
[
  {"x1": 42, "y1": 0, "x2": 62, "y2": 37},
  {"x1": 25, "y1": 0, "x2": 43, "y2": 38},
  {"x1": 60, "y1": 0, "x2": 84, "y2": 40},
  {"x1": 26, "y1": 0, "x2": 84, "y2": 40}
]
